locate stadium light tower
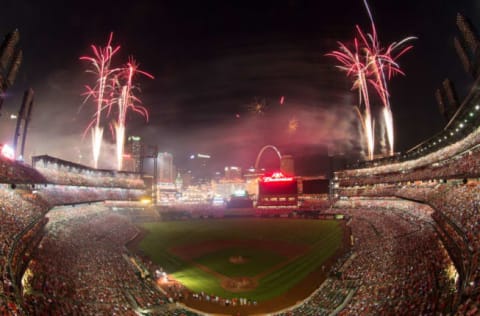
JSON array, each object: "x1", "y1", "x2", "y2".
[
  {"x1": 12, "y1": 89, "x2": 34, "y2": 160},
  {"x1": 0, "y1": 29, "x2": 22, "y2": 116}
]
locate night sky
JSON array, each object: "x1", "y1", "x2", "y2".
[{"x1": 0, "y1": 0, "x2": 478, "y2": 174}]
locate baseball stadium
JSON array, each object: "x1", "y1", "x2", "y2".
[{"x1": 0, "y1": 2, "x2": 479, "y2": 316}]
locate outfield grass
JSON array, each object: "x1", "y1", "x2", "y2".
[{"x1": 139, "y1": 218, "x2": 343, "y2": 301}]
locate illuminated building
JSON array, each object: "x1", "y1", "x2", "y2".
[
  {"x1": 157, "y1": 152, "x2": 174, "y2": 183},
  {"x1": 244, "y1": 168, "x2": 262, "y2": 200},
  {"x1": 125, "y1": 136, "x2": 143, "y2": 172},
  {"x1": 157, "y1": 182, "x2": 176, "y2": 205},
  {"x1": 179, "y1": 182, "x2": 213, "y2": 204},
  {"x1": 175, "y1": 173, "x2": 183, "y2": 191},
  {"x1": 224, "y1": 166, "x2": 242, "y2": 180},
  {"x1": 155, "y1": 152, "x2": 176, "y2": 205},
  {"x1": 180, "y1": 170, "x2": 193, "y2": 189},
  {"x1": 212, "y1": 178, "x2": 247, "y2": 200}
]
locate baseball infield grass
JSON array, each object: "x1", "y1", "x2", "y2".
[{"x1": 138, "y1": 218, "x2": 343, "y2": 301}]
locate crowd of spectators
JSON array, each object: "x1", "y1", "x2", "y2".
[
  {"x1": 0, "y1": 156, "x2": 151, "y2": 315},
  {"x1": 334, "y1": 130, "x2": 480, "y2": 315},
  {"x1": 26, "y1": 155, "x2": 148, "y2": 208},
  {"x1": 337, "y1": 145, "x2": 480, "y2": 187},
  {"x1": 0, "y1": 184, "x2": 50, "y2": 315},
  {"x1": 337, "y1": 120, "x2": 480, "y2": 181},
  {"x1": 0, "y1": 131, "x2": 478, "y2": 315},
  {"x1": 275, "y1": 278, "x2": 356, "y2": 316},
  {"x1": 36, "y1": 185, "x2": 144, "y2": 207},
  {"x1": 336, "y1": 179, "x2": 480, "y2": 309},
  {"x1": 0, "y1": 156, "x2": 46, "y2": 184},
  {"x1": 36, "y1": 165, "x2": 145, "y2": 189},
  {"x1": 22, "y1": 204, "x2": 180, "y2": 315},
  {"x1": 276, "y1": 201, "x2": 456, "y2": 315},
  {"x1": 396, "y1": 183, "x2": 480, "y2": 301},
  {"x1": 32, "y1": 155, "x2": 144, "y2": 189}
]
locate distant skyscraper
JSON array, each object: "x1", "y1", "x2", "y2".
[
  {"x1": 280, "y1": 154, "x2": 295, "y2": 176},
  {"x1": 175, "y1": 173, "x2": 183, "y2": 191},
  {"x1": 157, "y1": 152, "x2": 174, "y2": 183},
  {"x1": 125, "y1": 136, "x2": 143, "y2": 173},
  {"x1": 188, "y1": 153, "x2": 212, "y2": 183}
]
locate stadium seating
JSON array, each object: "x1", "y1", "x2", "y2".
[{"x1": 330, "y1": 115, "x2": 480, "y2": 315}]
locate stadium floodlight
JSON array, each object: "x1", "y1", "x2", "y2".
[{"x1": 0, "y1": 144, "x2": 14, "y2": 160}]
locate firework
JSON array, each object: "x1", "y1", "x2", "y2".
[
  {"x1": 114, "y1": 59, "x2": 153, "y2": 170},
  {"x1": 327, "y1": 38, "x2": 375, "y2": 160},
  {"x1": 327, "y1": 0, "x2": 414, "y2": 159},
  {"x1": 357, "y1": 0, "x2": 415, "y2": 155},
  {"x1": 80, "y1": 33, "x2": 120, "y2": 168},
  {"x1": 354, "y1": 106, "x2": 375, "y2": 159}
]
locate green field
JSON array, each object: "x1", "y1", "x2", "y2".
[
  {"x1": 195, "y1": 247, "x2": 285, "y2": 277},
  {"x1": 138, "y1": 218, "x2": 343, "y2": 301}
]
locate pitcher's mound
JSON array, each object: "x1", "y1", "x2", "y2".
[{"x1": 229, "y1": 255, "x2": 248, "y2": 264}]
